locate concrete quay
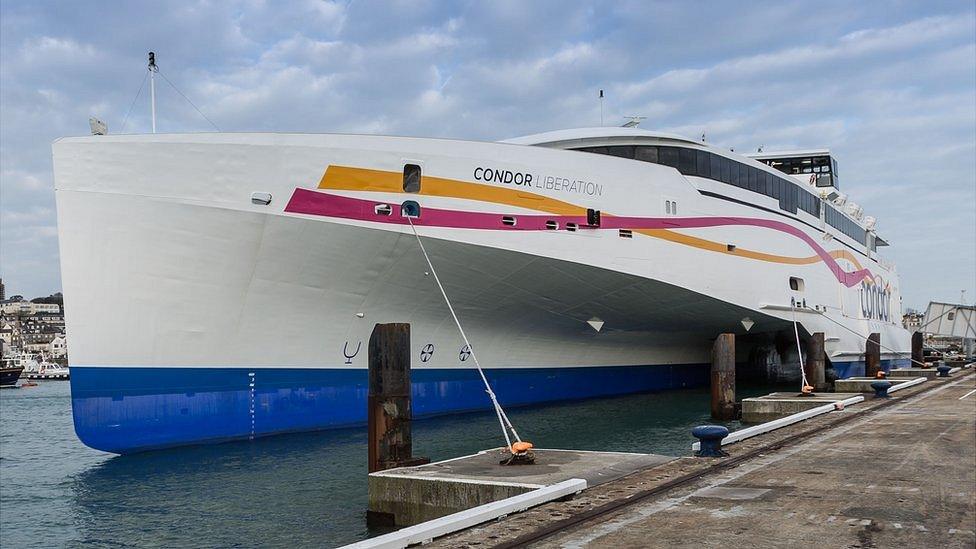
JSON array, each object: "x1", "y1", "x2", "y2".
[
  {"x1": 834, "y1": 376, "x2": 916, "y2": 393},
  {"x1": 888, "y1": 367, "x2": 942, "y2": 379},
  {"x1": 740, "y1": 392, "x2": 862, "y2": 423},
  {"x1": 432, "y1": 371, "x2": 975, "y2": 548},
  {"x1": 368, "y1": 449, "x2": 671, "y2": 526}
]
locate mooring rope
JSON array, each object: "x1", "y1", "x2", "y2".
[
  {"x1": 790, "y1": 299, "x2": 812, "y2": 391},
  {"x1": 405, "y1": 215, "x2": 523, "y2": 448},
  {"x1": 120, "y1": 70, "x2": 149, "y2": 133},
  {"x1": 798, "y1": 303, "x2": 929, "y2": 368},
  {"x1": 156, "y1": 69, "x2": 221, "y2": 131}
]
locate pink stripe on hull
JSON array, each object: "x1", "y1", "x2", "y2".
[{"x1": 284, "y1": 188, "x2": 873, "y2": 287}]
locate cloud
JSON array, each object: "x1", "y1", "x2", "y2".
[{"x1": 0, "y1": 0, "x2": 973, "y2": 308}]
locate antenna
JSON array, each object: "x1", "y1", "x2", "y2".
[
  {"x1": 599, "y1": 89, "x2": 604, "y2": 126},
  {"x1": 148, "y1": 51, "x2": 158, "y2": 133},
  {"x1": 621, "y1": 116, "x2": 646, "y2": 128}
]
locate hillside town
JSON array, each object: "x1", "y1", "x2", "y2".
[{"x1": 0, "y1": 278, "x2": 68, "y2": 364}]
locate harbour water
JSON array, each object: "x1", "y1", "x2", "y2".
[{"x1": 0, "y1": 381, "x2": 782, "y2": 547}]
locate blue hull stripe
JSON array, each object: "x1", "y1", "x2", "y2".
[
  {"x1": 68, "y1": 358, "x2": 911, "y2": 454},
  {"x1": 831, "y1": 358, "x2": 909, "y2": 379},
  {"x1": 70, "y1": 364, "x2": 710, "y2": 454}
]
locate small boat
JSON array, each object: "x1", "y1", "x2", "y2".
[
  {"x1": 22, "y1": 354, "x2": 70, "y2": 380},
  {"x1": 0, "y1": 364, "x2": 24, "y2": 387},
  {"x1": 1, "y1": 351, "x2": 32, "y2": 387}
]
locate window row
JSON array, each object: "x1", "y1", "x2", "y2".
[
  {"x1": 575, "y1": 145, "x2": 820, "y2": 218},
  {"x1": 824, "y1": 204, "x2": 866, "y2": 245}
]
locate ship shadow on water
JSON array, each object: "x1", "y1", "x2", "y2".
[{"x1": 67, "y1": 383, "x2": 787, "y2": 547}]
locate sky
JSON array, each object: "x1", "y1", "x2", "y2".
[{"x1": 0, "y1": 0, "x2": 974, "y2": 310}]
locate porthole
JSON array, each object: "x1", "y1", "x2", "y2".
[
  {"x1": 403, "y1": 164, "x2": 421, "y2": 193},
  {"x1": 789, "y1": 277, "x2": 805, "y2": 292}
]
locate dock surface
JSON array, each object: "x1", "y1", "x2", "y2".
[
  {"x1": 434, "y1": 372, "x2": 975, "y2": 548},
  {"x1": 368, "y1": 449, "x2": 672, "y2": 526}
]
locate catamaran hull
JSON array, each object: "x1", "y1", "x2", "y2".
[{"x1": 54, "y1": 133, "x2": 910, "y2": 454}]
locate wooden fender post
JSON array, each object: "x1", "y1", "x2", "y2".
[
  {"x1": 911, "y1": 331, "x2": 924, "y2": 367},
  {"x1": 367, "y1": 323, "x2": 429, "y2": 473},
  {"x1": 805, "y1": 332, "x2": 827, "y2": 391},
  {"x1": 711, "y1": 333, "x2": 736, "y2": 420},
  {"x1": 865, "y1": 332, "x2": 881, "y2": 378}
]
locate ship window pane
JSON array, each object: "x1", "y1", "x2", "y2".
[
  {"x1": 720, "y1": 157, "x2": 731, "y2": 183},
  {"x1": 635, "y1": 146, "x2": 658, "y2": 163},
  {"x1": 607, "y1": 145, "x2": 635, "y2": 159},
  {"x1": 747, "y1": 167, "x2": 758, "y2": 192},
  {"x1": 403, "y1": 164, "x2": 422, "y2": 193},
  {"x1": 710, "y1": 153, "x2": 721, "y2": 179},
  {"x1": 679, "y1": 148, "x2": 696, "y2": 175},
  {"x1": 579, "y1": 146, "x2": 609, "y2": 155},
  {"x1": 730, "y1": 162, "x2": 741, "y2": 187},
  {"x1": 659, "y1": 146, "x2": 679, "y2": 168},
  {"x1": 696, "y1": 150, "x2": 711, "y2": 178}
]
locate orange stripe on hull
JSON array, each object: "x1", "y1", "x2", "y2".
[{"x1": 319, "y1": 165, "x2": 868, "y2": 276}]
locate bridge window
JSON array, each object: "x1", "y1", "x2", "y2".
[
  {"x1": 635, "y1": 146, "x2": 658, "y2": 163},
  {"x1": 679, "y1": 148, "x2": 696, "y2": 175},
  {"x1": 607, "y1": 145, "x2": 635, "y2": 159},
  {"x1": 658, "y1": 146, "x2": 679, "y2": 168}
]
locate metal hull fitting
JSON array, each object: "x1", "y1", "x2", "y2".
[{"x1": 53, "y1": 133, "x2": 911, "y2": 453}]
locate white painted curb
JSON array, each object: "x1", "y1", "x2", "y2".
[
  {"x1": 341, "y1": 478, "x2": 586, "y2": 549},
  {"x1": 886, "y1": 376, "x2": 926, "y2": 393},
  {"x1": 691, "y1": 394, "x2": 864, "y2": 452}
]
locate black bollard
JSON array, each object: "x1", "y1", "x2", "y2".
[
  {"x1": 693, "y1": 425, "x2": 730, "y2": 457},
  {"x1": 870, "y1": 379, "x2": 892, "y2": 398}
]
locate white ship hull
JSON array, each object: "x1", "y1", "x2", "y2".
[{"x1": 53, "y1": 132, "x2": 910, "y2": 453}]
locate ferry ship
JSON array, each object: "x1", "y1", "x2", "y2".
[{"x1": 53, "y1": 128, "x2": 911, "y2": 453}]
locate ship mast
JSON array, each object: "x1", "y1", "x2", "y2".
[{"x1": 148, "y1": 52, "x2": 158, "y2": 133}]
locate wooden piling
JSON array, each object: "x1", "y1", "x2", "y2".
[
  {"x1": 367, "y1": 323, "x2": 429, "y2": 474},
  {"x1": 911, "y1": 331, "x2": 924, "y2": 367},
  {"x1": 711, "y1": 333, "x2": 736, "y2": 420},
  {"x1": 865, "y1": 332, "x2": 881, "y2": 378},
  {"x1": 805, "y1": 332, "x2": 827, "y2": 391}
]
